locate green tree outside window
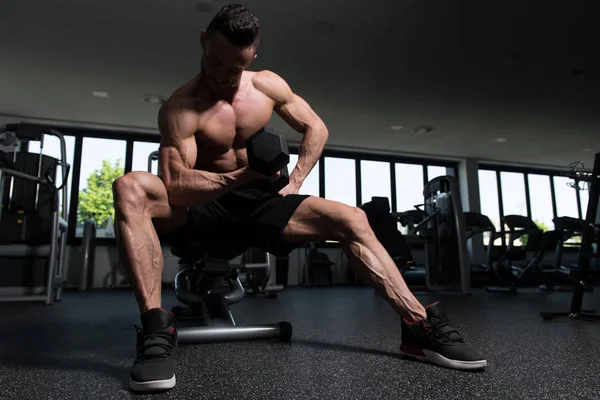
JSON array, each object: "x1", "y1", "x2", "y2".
[{"x1": 77, "y1": 159, "x2": 123, "y2": 227}]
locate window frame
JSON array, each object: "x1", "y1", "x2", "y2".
[{"x1": 479, "y1": 163, "x2": 585, "y2": 250}]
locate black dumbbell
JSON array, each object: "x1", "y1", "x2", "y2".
[{"x1": 246, "y1": 127, "x2": 290, "y2": 192}]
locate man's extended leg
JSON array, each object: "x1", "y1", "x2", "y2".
[
  {"x1": 283, "y1": 197, "x2": 426, "y2": 321},
  {"x1": 113, "y1": 171, "x2": 188, "y2": 392},
  {"x1": 282, "y1": 196, "x2": 486, "y2": 370}
]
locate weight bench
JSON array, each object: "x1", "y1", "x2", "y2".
[{"x1": 169, "y1": 242, "x2": 292, "y2": 344}]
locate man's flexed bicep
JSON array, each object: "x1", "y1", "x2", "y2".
[{"x1": 157, "y1": 104, "x2": 199, "y2": 196}]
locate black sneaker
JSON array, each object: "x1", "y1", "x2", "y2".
[
  {"x1": 400, "y1": 302, "x2": 487, "y2": 370},
  {"x1": 129, "y1": 308, "x2": 178, "y2": 392}
]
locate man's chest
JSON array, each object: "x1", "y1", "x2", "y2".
[{"x1": 197, "y1": 95, "x2": 275, "y2": 150}]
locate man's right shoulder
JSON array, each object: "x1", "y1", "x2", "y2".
[
  {"x1": 161, "y1": 95, "x2": 211, "y2": 118},
  {"x1": 158, "y1": 97, "x2": 209, "y2": 139}
]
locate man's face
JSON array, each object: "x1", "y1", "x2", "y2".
[{"x1": 201, "y1": 30, "x2": 257, "y2": 93}]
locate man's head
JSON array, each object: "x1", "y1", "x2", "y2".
[{"x1": 200, "y1": 4, "x2": 260, "y2": 92}]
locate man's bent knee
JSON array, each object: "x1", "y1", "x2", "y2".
[
  {"x1": 113, "y1": 173, "x2": 149, "y2": 213},
  {"x1": 339, "y1": 206, "x2": 373, "y2": 242}
]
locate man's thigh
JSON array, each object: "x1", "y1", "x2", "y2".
[
  {"x1": 281, "y1": 196, "x2": 363, "y2": 243},
  {"x1": 240, "y1": 194, "x2": 311, "y2": 256},
  {"x1": 114, "y1": 171, "x2": 188, "y2": 233}
]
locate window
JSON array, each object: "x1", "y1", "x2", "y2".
[
  {"x1": 500, "y1": 172, "x2": 528, "y2": 245},
  {"x1": 395, "y1": 163, "x2": 424, "y2": 234},
  {"x1": 478, "y1": 170, "x2": 502, "y2": 244},
  {"x1": 553, "y1": 176, "x2": 579, "y2": 218},
  {"x1": 28, "y1": 135, "x2": 76, "y2": 218},
  {"x1": 500, "y1": 172, "x2": 527, "y2": 217},
  {"x1": 360, "y1": 160, "x2": 391, "y2": 205},
  {"x1": 76, "y1": 138, "x2": 126, "y2": 238},
  {"x1": 395, "y1": 163, "x2": 424, "y2": 212},
  {"x1": 427, "y1": 165, "x2": 448, "y2": 181},
  {"x1": 324, "y1": 157, "x2": 356, "y2": 206},
  {"x1": 132, "y1": 141, "x2": 159, "y2": 175},
  {"x1": 289, "y1": 154, "x2": 320, "y2": 197},
  {"x1": 528, "y1": 174, "x2": 553, "y2": 231}
]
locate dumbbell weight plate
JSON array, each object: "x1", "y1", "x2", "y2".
[{"x1": 246, "y1": 128, "x2": 290, "y2": 175}]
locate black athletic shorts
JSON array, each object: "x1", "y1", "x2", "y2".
[{"x1": 159, "y1": 180, "x2": 311, "y2": 258}]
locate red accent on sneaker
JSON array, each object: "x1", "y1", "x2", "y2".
[
  {"x1": 161, "y1": 308, "x2": 175, "y2": 317},
  {"x1": 400, "y1": 344, "x2": 426, "y2": 357},
  {"x1": 426, "y1": 301, "x2": 440, "y2": 308},
  {"x1": 403, "y1": 317, "x2": 424, "y2": 325},
  {"x1": 169, "y1": 326, "x2": 175, "y2": 334}
]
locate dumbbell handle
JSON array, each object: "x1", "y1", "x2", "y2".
[{"x1": 271, "y1": 165, "x2": 290, "y2": 193}]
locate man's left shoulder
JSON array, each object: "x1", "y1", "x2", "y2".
[
  {"x1": 251, "y1": 70, "x2": 286, "y2": 86},
  {"x1": 251, "y1": 70, "x2": 291, "y2": 103},
  {"x1": 253, "y1": 69, "x2": 281, "y2": 78}
]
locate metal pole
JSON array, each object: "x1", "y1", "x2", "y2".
[
  {"x1": 79, "y1": 221, "x2": 96, "y2": 291},
  {"x1": 49, "y1": 129, "x2": 69, "y2": 223},
  {"x1": 7, "y1": 140, "x2": 18, "y2": 212},
  {"x1": 50, "y1": 129, "x2": 69, "y2": 300},
  {"x1": 34, "y1": 134, "x2": 44, "y2": 211},
  {"x1": 45, "y1": 207, "x2": 60, "y2": 305},
  {"x1": 177, "y1": 323, "x2": 291, "y2": 344},
  {"x1": 449, "y1": 176, "x2": 472, "y2": 295},
  {"x1": 147, "y1": 151, "x2": 159, "y2": 175},
  {"x1": 0, "y1": 169, "x2": 4, "y2": 223},
  {"x1": 570, "y1": 153, "x2": 600, "y2": 313},
  {"x1": 55, "y1": 226, "x2": 69, "y2": 301}
]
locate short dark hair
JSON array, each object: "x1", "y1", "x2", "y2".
[{"x1": 205, "y1": 4, "x2": 260, "y2": 48}]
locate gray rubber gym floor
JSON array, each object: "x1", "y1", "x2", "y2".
[{"x1": 0, "y1": 287, "x2": 599, "y2": 400}]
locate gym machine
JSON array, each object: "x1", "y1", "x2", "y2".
[
  {"x1": 421, "y1": 176, "x2": 471, "y2": 294},
  {"x1": 393, "y1": 207, "x2": 429, "y2": 287},
  {"x1": 238, "y1": 247, "x2": 284, "y2": 298},
  {"x1": 486, "y1": 215, "x2": 563, "y2": 294},
  {"x1": 552, "y1": 216, "x2": 586, "y2": 274},
  {"x1": 360, "y1": 197, "x2": 415, "y2": 271},
  {"x1": 541, "y1": 152, "x2": 600, "y2": 321},
  {"x1": 360, "y1": 197, "x2": 426, "y2": 287},
  {"x1": 394, "y1": 176, "x2": 471, "y2": 294},
  {"x1": 463, "y1": 211, "x2": 502, "y2": 286},
  {"x1": 538, "y1": 216, "x2": 594, "y2": 292},
  {"x1": 361, "y1": 176, "x2": 471, "y2": 294},
  {"x1": 0, "y1": 123, "x2": 70, "y2": 304}
]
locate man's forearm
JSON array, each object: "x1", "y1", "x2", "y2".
[
  {"x1": 290, "y1": 122, "x2": 328, "y2": 185},
  {"x1": 166, "y1": 166, "x2": 252, "y2": 207}
]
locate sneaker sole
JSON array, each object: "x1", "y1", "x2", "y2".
[
  {"x1": 129, "y1": 374, "x2": 176, "y2": 392},
  {"x1": 400, "y1": 344, "x2": 487, "y2": 371}
]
